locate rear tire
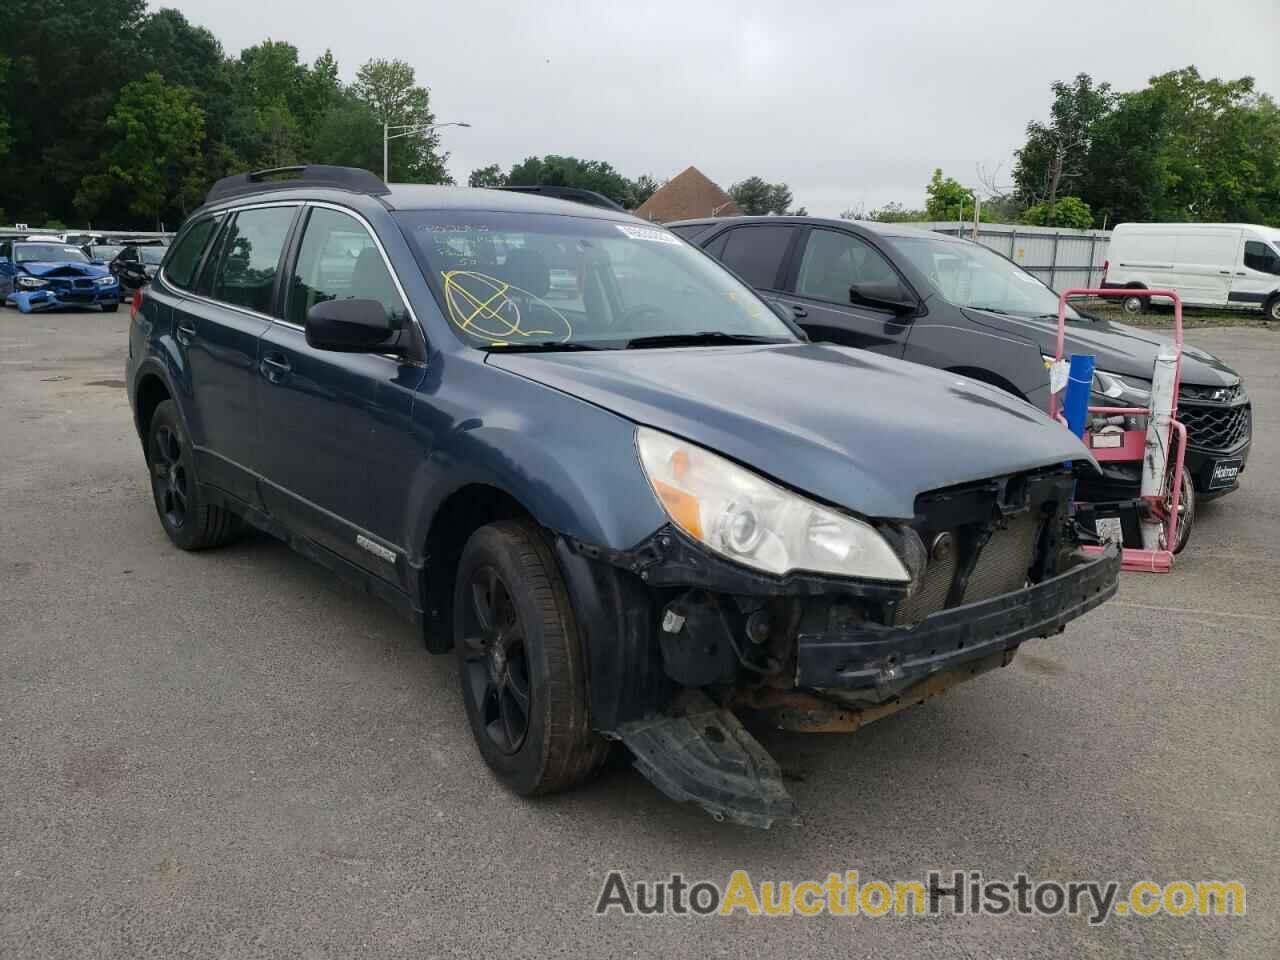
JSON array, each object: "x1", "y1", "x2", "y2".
[
  {"x1": 146, "y1": 400, "x2": 242, "y2": 550},
  {"x1": 454, "y1": 520, "x2": 609, "y2": 796}
]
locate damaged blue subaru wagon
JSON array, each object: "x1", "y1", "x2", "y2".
[{"x1": 126, "y1": 166, "x2": 1120, "y2": 826}]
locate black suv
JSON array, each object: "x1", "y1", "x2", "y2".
[
  {"x1": 671, "y1": 216, "x2": 1252, "y2": 504},
  {"x1": 127, "y1": 167, "x2": 1119, "y2": 826}
]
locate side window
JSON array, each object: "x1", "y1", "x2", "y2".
[
  {"x1": 1243, "y1": 240, "x2": 1280, "y2": 275},
  {"x1": 796, "y1": 229, "x2": 899, "y2": 303},
  {"x1": 0, "y1": 240, "x2": 11, "y2": 259},
  {"x1": 287, "y1": 207, "x2": 407, "y2": 327},
  {"x1": 209, "y1": 206, "x2": 296, "y2": 314},
  {"x1": 211, "y1": 207, "x2": 298, "y2": 316},
  {"x1": 667, "y1": 224, "x2": 707, "y2": 241},
  {"x1": 163, "y1": 217, "x2": 220, "y2": 291},
  {"x1": 718, "y1": 225, "x2": 794, "y2": 290}
]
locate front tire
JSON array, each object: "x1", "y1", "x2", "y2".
[
  {"x1": 1265, "y1": 295, "x2": 1280, "y2": 323},
  {"x1": 1121, "y1": 292, "x2": 1145, "y2": 315},
  {"x1": 146, "y1": 400, "x2": 242, "y2": 550},
  {"x1": 102, "y1": 303, "x2": 119, "y2": 313},
  {"x1": 454, "y1": 520, "x2": 609, "y2": 796},
  {"x1": 1165, "y1": 464, "x2": 1195, "y2": 554}
]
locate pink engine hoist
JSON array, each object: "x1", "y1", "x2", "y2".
[{"x1": 1050, "y1": 288, "x2": 1189, "y2": 574}]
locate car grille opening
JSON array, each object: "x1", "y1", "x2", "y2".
[
  {"x1": 1179, "y1": 403, "x2": 1250, "y2": 451},
  {"x1": 893, "y1": 472, "x2": 1071, "y2": 626}
]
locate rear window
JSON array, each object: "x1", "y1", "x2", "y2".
[
  {"x1": 207, "y1": 206, "x2": 296, "y2": 314},
  {"x1": 163, "y1": 218, "x2": 220, "y2": 291},
  {"x1": 717, "y1": 225, "x2": 795, "y2": 290}
]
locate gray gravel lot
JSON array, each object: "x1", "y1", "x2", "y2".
[{"x1": 2, "y1": 309, "x2": 1277, "y2": 958}]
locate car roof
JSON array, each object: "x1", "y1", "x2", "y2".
[
  {"x1": 664, "y1": 215, "x2": 959, "y2": 241},
  {"x1": 198, "y1": 182, "x2": 639, "y2": 224},
  {"x1": 381, "y1": 184, "x2": 637, "y2": 221}
]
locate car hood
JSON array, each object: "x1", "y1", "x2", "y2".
[
  {"x1": 488, "y1": 342, "x2": 1094, "y2": 520},
  {"x1": 963, "y1": 308, "x2": 1239, "y2": 388},
  {"x1": 19, "y1": 260, "x2": 112, "y2": 280}
]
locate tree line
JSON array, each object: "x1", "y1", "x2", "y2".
[
  {"x1": 1, "y1": 1, "x2": 453, "y2": 229},
  {"x1": 4, "y1": 6, "x2": 1274, "y2": 231},
  {"x1": 849, "y1": 68, "x2": 1280, "y2": 229}
]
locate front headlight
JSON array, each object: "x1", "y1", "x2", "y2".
[
  {"x1": 17, "y1": 276, "x2": 48, "y2": 289},
  {"x1": 95, "y1": 275, "x2": 116, "y2": 287},
  {"x1": 635, "y1": 426, "x2": 910, "y2": 582},
  {"x1": 1092, "y1": 369, "x2": 1151, "y2": 405}
]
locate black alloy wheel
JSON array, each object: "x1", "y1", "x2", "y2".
[
  {"x1": 459, "y1": 565, "x2": 532, "y2": 755},
  {"x1": 150, "y1": 421, "x2": 190, "y2": 531}
]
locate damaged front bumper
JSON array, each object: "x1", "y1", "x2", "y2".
[
  {"x1": 793, "y1": 542, "x2": 1120, "y2": 695},
  {"x1": 7, "y1": 284, "x2": 120, "y2": 313},
  {"x1": 558, "y1": 522, "x2": 1121, "y2": 828}
]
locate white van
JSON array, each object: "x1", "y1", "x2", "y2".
[{"x1": 1102, "y1": 222, "x2": 1280, "y2": 321}]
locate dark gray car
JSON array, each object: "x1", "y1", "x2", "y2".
[{"x1": 671, "y1": 217, "x2": 1252, "y2": 502}]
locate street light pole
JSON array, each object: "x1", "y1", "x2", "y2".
[{"x1": 381, "y1": 121, "x2": 471, "y2": 183}]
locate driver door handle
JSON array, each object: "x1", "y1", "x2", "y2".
[
  {"x1": 260, "y1": 352, "x2": 291, "y2": 382},
  {"x1": 790, "y1": 304, "x2": 808, "y2": 318},
  {"x1": 176, "y1": 321, "x2": 196, "y2": 342}
]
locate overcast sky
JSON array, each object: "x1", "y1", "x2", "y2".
[{"x1": 173, "y1": 0, "x2": 1279, "y2": 215}]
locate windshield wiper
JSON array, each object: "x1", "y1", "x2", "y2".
[
  {"x1": 624, "y1": 331, "x2": 791, "y2": 349},
  {"x1": 483, "y1": 340, "x2": 604, "y2": 353}
]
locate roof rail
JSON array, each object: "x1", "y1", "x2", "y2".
[
  {"x1": 491, "y1": 185, "x2": 627, "y2": 213},
  {"x1": 205, "y1": 165, "x2": 390, "y2": 205}
]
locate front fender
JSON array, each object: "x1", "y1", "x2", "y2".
[
  {"x1": 405, "y1": 357, "x2": 669, "y2": 563},
  {"x1": 407, "y1": 416, "x2": 668, "y2": 563}
]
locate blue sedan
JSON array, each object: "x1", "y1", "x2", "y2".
[{"x1": 0, "y1": 240, "x2": 121, "y2": 312}]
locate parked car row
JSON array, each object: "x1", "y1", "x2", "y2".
[
  {"x1": 668, "y1": 215, "x2": 1252, "y2": 503},
  {"x1": 121, "y1": 166, "x2": 1252, "y2": 826}
]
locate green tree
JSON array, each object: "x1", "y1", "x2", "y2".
[
  {"x1": 924, "y1": 169, "x2": 974, "y2": 220},
  {"x1": 309, "y1": 92, "x2": 381, "y2": 171},
  {"x1": 0, "y1": 55, "x2": 10, "y2": 163},
  {"x1": 1013, "y1": 73, "x2": 1114, "y2": 210},
  {"x1": 76, "y1": 73, "x2": 206, "y2": 228},
  {"x1": 0, "y1": 0, "x2": 148, "y2": 224},
  {"x1": 729, "y1": 176, "x2": 794, "y2": 215},
  {"x1": 1079, "y1": 67, "x2": 1280, "y2": 225},
  {"x1": 1020, "y1": 195, "x2": 1093, "y2": 228},
  {"x1": 353, "y1": 58, "x2": 451, "y2": 183},
  {"x1": 855, "y1": 201, "x2": 928, "y2": 222},
  {"x1": 631, "y1": 174, "x2": 662, "y2": 206},
  {"x1": 506, "y1": 156, "x2": 636, "y2": 205},
  {"x1": 468, "y1": 164, "x2": 508, "y2": 188}
]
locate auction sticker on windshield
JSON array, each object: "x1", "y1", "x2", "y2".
[{"x1": 615, "y1": 224, "x2": 680, "y2": 244}]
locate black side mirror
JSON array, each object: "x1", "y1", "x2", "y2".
[
  {"x1": 305, "y1": 298, "x2": 401, "y2": 353},
  {"x1": 850, "y1": 281, "x2": 917, "y2": 315}
]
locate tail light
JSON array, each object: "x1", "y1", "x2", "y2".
[
  {"x1": 130, "y1": 288, "x2": 143, "y2": 322},
  {"x1": 1101, "y1": 259, "x2": 1109, "y2": 284}
]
